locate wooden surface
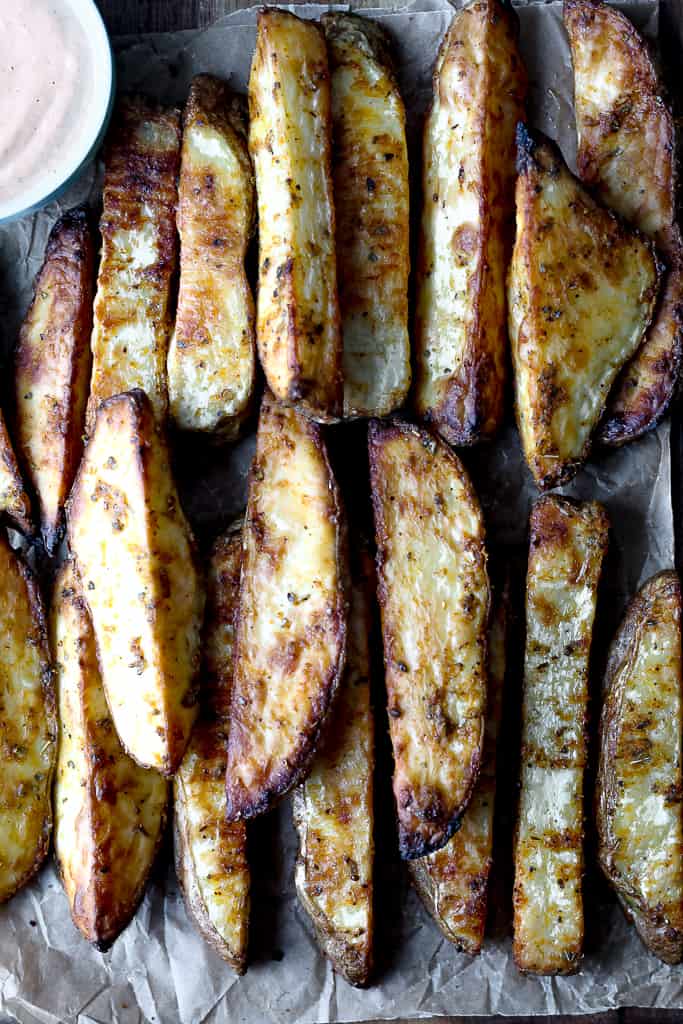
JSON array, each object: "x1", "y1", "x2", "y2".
[{"x1": 94, "y1": 2, "x2": 683, "y2": 1023}]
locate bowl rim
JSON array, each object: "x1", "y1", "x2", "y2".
[{"x1": 0, "y1": 0, "x2": 115, "y2": 225}]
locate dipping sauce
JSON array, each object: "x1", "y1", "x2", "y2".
[{"x1": 0, "y1": 1, "x2": 98, "y2": 209}]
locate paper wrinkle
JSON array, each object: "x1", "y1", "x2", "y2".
[{"x1": 0, "y1": 0, "x2": 678, "y2": 1021}]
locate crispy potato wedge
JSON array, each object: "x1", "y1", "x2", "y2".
[
  {"x1": 321, "y1": 13, "x2": 411, "y2": 420},
  {"x1": 293, "y1": 547, "x2": 375, "y2": 987},
  {"x1": 513, "y1": 496, "x2": 609, "y2": 975},
  {"x1": 225, "y1": 393, "x2": 346, "y2": 821},
  {"x1": 168, "y1": 75, "x2": 256, "y2": 437},
  {"x1": 67, "y1": 390, "x2": 203, "y2": 776},
  {"x1": 0, "y1": 409, "x2": 31, "y2": 535},
  {"x1": 14, "y1": 206, "x2": 94, "y2": 552},
  {"x1": 248, "y1": 9, "x2": 342, "y2": 421},
  {"x1": 596, "y1": 570, "x2": 683, "y2": 964},
  {"x1": 509, "y1": 127, "x2": 661, "y2": 489},
  {"x1": 409, "y1": 571, "x2": 509, "y2": 954},
  {"x1": 413, "y1": 0, "x2": 527, "y2": 446},
  {"x1": 369, "y1": 419, "x2": 489, "y2": 860},
  {"x1": 175, "y1": 522, "x2": 249, "y2": 973},
  {"x1": 0, "y1": 532, "x2": 55, "y2": 903},
  {"x1": 52, "y1": 561, "x2": 168, "y2": 949},
  {"x1": 87, "y1": 97, "x2": 181, "y2": 432},
  {"x1": 565, "y1": 0, "x2": 682, "y2": 445}
]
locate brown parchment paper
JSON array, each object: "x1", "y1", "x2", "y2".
[{"x1": 0, "y1": 2, "x2": 680, "y2": 1022}]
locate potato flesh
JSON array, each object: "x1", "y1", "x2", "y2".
[
  {"x1": 513, "y1": 496, "x2": 608, "y2": 974},
  {"x1": 0, "y1": 410, "x2": 31, "y2": 535}
]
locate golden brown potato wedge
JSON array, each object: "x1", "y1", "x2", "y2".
[
  {"x1": 14, "y1": 206, "x2": 94, "y2": 552},
  {"x1": 67, "y1": 389, "x2": 203, "y2": 776},
  {"x1": 225, "y1": 392, "x2": 346, "y2": 821},
  {"x1": 509, "y1": 127, "x2": 661, "y2": 489},
  {"x1": 167, "y1": 75, "x2": 256, "y2": 437},
  {"x1": 413, "y1": 0, "x2": 527, "y2": 446},
  {"x1": 174, "y1": 522, "x2": 249, "y2": 973},
  {"x1": 596, "y1": 570, "x2": 683, "y2": 964},
  {"x1": 52, "y1": 561, "x2": 168, "y2": 949},
  {"x1": 565, "y1": 0, "x2": 682, "y2": 446},
  {"x1": 369, "y1": 419, "x2": 489, "y2": 859},
  {"x1": 87, "y1": 97, "x2": 181, "y2": 432},
  {"x1": 321, "y1": 13, "x2": 410, "y2": 420},
  {"x1": 409, "y1": 571, "x2": 509, "y2": 954},
  {"x1": 513, "y1": 496, "x2": 609, "y2": 975},
  {"x1": 0, "y1": 532, "x2": 55, "y2": 903},
  {"x1": 0, "y1": 409, "x2": 31, "y2": 535},
  {"x1": 248, "y1": 9, "x2": 342, "y2": 421},
  {"x1": 293, "y1": 547, "x2": 375, "y2": 987}
]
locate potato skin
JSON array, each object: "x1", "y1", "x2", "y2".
[
  {"x1": 168, "y1": 75, "x2": 256, "y2": 437},
  {"x1": 225, "y1": 393, "x2": 347, "y2": 821},
  {"x1": 0, "y1": 534, "x2": 55, "y2": 903},
  {"x1": 52, "y1": 561, "x2": 168, "y2": 950},
  {"x1": 68, "y1": 389, "x2": 203, "y2": 776},
  {"x1": 369, "y1": 418, "x2": 489, "y2": 859},
  {"x1": 413, "y1": 0, "x2": 527, "y2": 446},
  {"x1": 14, "y1": 206, "x2": 94, "y2": 552},
  {"x1": 248, "y1": 9, "x2": 342, "y2": 421},
  {"x1": 322, "y1": 13, "x2": 411, "y2": 420},
  {"x1": 596, "y1": 570, "x2": 683, "y2": 964},
  {"x1": 87, "y1": 97, "x2": 181, "y2": 431},
  {"x1": 0, "y1": 409, "x2": 32, "y2": 535},
  {"x1": 293, "y1": 548, "x2": 374, "y2": 986}
]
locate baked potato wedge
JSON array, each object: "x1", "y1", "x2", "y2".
[
  {"x1": 293, "y1": 547, "x2": 375, "y2": 987},
  {"x1": 565, "y1": 0, "x2": 681, "y2": 446},
  {"x1": 14, "y1": 206, "x2": 94, "y2": 553},
  {"x1": 0, "y1": 532, "x2": 55, "y2": 903},
  {"x1": 413, "y1": 0, "x2": 527, "y2": 446},
  {"x1": 225, "y1": 392, "x2": 346, "y2": 821},
  {"x1": 248, "y1": 9, "x2": 342, "y2": 421},
  {"x1": 596, "y1": 570, "x2": 683, "y2": 964},
  {"x1": 321, "y1": 13, "x2": 411, "y2": 420},
  {"x1": 87, "y1": 97, "x2": 181, "y2": 432},
  {"x1": 509, "y1": 127, "x2": 661, "y2": 489},
  {"x1": 174, "y1": 522, "x2": 249, "y2": 973},
  {"x1": 67, "y1": 389, "x2": 203, "y2": 776},
  {"x1": 369, "y1": 419, "x2": 489, "y2": 860},
  {"x1": 0, "y1": 409, "x2": 31, "y2": 535},
  {"x1": 409, "y1": 570, "x2": 509, "y2": 954},
  {"x1": 513, "y1": 496, "x2": 609, "y2": 975},
  {"x1": 168, "y1": 75, "x2": 256, "y2": 437},
  {"x1": 52, "y1": 561, "x2": 168, "y2": 949}
]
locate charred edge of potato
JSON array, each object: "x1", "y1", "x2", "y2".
[
  {"x1": 597, "y1": 570, "x2": 683, "y2": 964},
  {"x1": 368, "y1": 418, "x2": 489, "y2": 860},
  {"x1": 0, "y1": 410, "x2": 32, "y2": 536},
  {"x1": 322, "y1": 11, "x2": 398, "y2": 79},
  {"x1": 14, "y1": 205, "x2": 94, "y2": 552}
]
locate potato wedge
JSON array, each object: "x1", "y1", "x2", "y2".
[
  {"x1": 52, "y1": 561, "x2": 168, "y2": 949},
  {"x1": 248, "y1": 9, "x2": 342, "y2": 421},
  {"x1": 321, "y1": 13, "x2": 410, "y2": 420},
  {"x1": 67, "y1": 389, "x2": 203, "y2": 776},
  {"x1": 565, "y1": 0, "x2": 682, "y2": 446},
  {"x1": 175, "y1": 522, "x2": 249, "y2": 973},
  {"x1": 0, "y1": 532, "x2": 55, "y2": 903},
  {"x1": 369, "y1": 419, "x2": 489, "y2": 859},
  {"x1": 87, "y1": 97, "x2": 181, "y2": 432},
  {"x1": 509, "y1": 127, "x2": 660, "y2": 489},
  {"x1": 167, "y1": 75, "x2": 256, "y2": 437},
  {"x1": 409, "y1": 570, "x2": 508, "y2": 954},
  {"x1": 293, "y1": 547, "x2": 375, "y2": 987},
  {"x1": 413, "y1": 0, "x2": 527, "y2": 446},
  {"x1": 596, "y1": 570, "x2": 683, "y2": 964},
  {"x1": 0, "y1": 409, "x2": 31, "y2": 535},
  {"x1": 513, "y1": 496, "x2": 609, "y2": 975},
  {"x1": 14, "y1": 206, "x2": 94, "y2": 552},
  {"x1": 225, "y1": 393, "x2": 346, "y2": 821}
]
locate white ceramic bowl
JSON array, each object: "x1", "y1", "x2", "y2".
[{"x1": 0, "y1": 0, "x2": 114, "y2": 224}]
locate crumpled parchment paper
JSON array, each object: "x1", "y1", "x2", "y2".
[{"x1": 0, "y1": 1, "x2": 679, "y2": 1022}]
